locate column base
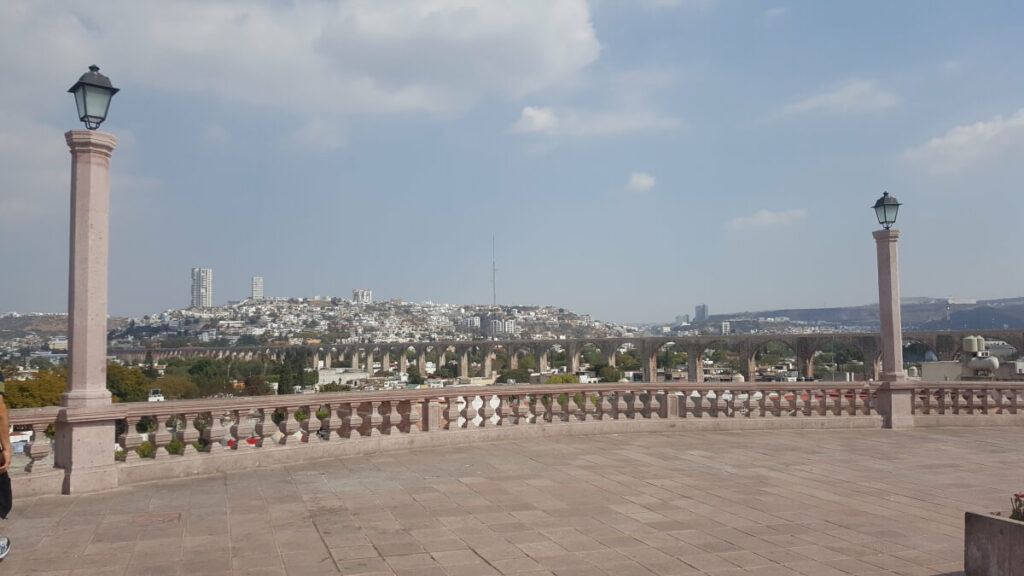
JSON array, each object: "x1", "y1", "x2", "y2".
[
  {"x1": 877, "y1": 385, "x2": 913, "y2": 429},
  {"x1": 55, "y1": 419, "x2": 119, "y2": 494}
]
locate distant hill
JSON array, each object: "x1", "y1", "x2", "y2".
[
  {"x1": 0, "y1": 314, "x2": 128, "y2": 340},
  {"x1": 707, "y1": 297, "x2": 1024, "y2": 331}
]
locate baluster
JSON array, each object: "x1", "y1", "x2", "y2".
[
  {"x1": 697, "y1": 391, "x2": 707, "y2": 417},
  {"x1": 649, "y1": 390, "x2": 662, "y2": 419},
  {"x1": 936, "y1": 389, "x2": 946, "y2": 415},
  {"x1": 682, "y1": 390, "x2": 694, "y2": 418},
  {"x1": 817, "y1": 388, "x2": 828, "y2": 416},
  {"x1": 921, "y1": 388, "x2": 931, "y2": 415},
  {"x1": 278, "y1": 407, "x2": 300, "y2": 445},
  {"x1": 406, "y1": 400, "x2": 422, "y2": 434},
  {"x1": 722, "y1": 390, "x2": 734, "y2": 418},
  {"x1": 517, "y1": 394, "x2": 532, "y2": 424},
  {"x1": 632, "y1": 391, "x2": 644, "y2": 419},
  {"x1": 606, "y1": 389, "x2": 622, "y2": 416},
  {"x1": 24, "y1": 421, "x2": 53, "y2": 470},
  {"x1": 533, "y1": 394, "x2": 547, "y2": 423},
  {"x1": 179, "y1": 413, "x2": 201, "y2": 455},
  {"x1": 152, "y1": 415, "x2": 173, "y2": 457},
  {"x1": 369, "y1": 401, "x2": 384, "y2": 437},
  {"x1": 965, "y1": 388, "x2": 976, "y2": 414},
  {"x1": 257, "y1": 409, "x2": 277, "y2": 447},
  {"x1": 952, "y1": 387, "x2": 962, "y2": 415},
  {"x1": 770, "y1": 389, "x2": 782, "y2": 417},
  {"x1": 232, "y1": 409, "x2": 254, "y2": 448},
  {"x1": 549, "y1": 393, "x2": 565, "y2": 423},
  {"x1": 786, "y1": 389, "x2": 798, "y2": 416},
  {"x1": 845, "y1": 389, "x2": 856, "y2": 416},
  {"x1": 566, "y1": 393, "x2": 579, "y2": 422},
  {"x1": 1011, "y1": 389, "x2": 1020, "y2": 415},
  {"x1": 599, "y1": 392, "x2": 613, "y2": 420},
  {"x1": 583, "y1": 392, "x2": 597, "y2": 422},
  {"x1": 481, "y1": 395, "x2": 496, "y2": 427},
  {"x1": 318, "y1": 403, "x2": 334, "y2": 441},
  {"x1": 445, "y1": 397, "x2": 462, "y2": 431},
  {"x1": 981, "y1": 388, "x2": 991, "y2": 415},
  {"x1": 118, "y1": 416, "x2": 141, "y2": 463},
  {"x1": 497, "y1": 396, "x2": 513, "y2": 426},
  {"x1": 347, "y1": 402, "x2": 364, "y2": 437},
  {"x1": 387, "y1": 401, "x2": 402, "y2": 435},
  {"x1": 299, "y1": 403, "x2": 319, "y2": 438},
  {"x1": 204, "y1": 411, "x2": 228, "y2": 453}
]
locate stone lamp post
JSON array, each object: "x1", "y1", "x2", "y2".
[
  {"x1": 54, "y1": 66, "x2": 121, "y2": 493},
  {"x1": 872, "y1": 191, "x2": 912, "y2": 428}
]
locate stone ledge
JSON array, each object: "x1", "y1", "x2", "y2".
[{"x1": 914, "y1": 414, "x2": 1024, "y2": 428}]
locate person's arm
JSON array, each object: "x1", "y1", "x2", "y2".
[{"x1": 0, "y1": 395, "x2": 10, "y2": 473}]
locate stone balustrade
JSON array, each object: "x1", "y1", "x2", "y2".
[
  {"x1": 902, "y1": 381, "x2": 1023, "y2": 420},
  {"x1": 7, "y1": 381, "x2": 1023, "y2": 495}
]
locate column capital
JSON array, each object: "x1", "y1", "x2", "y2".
[
  {"x1": 65, "y1": 130, "x2": 118, "y2": 157},
  {"x1": 872, "y1": 228, "x2": 900, "y2": 242}
]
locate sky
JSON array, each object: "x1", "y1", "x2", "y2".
[{"x1": 2, "y1": 1, "x2": 1024, "y2": 324}]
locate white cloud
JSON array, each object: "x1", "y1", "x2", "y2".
[
  {"x1": 903, "y1": 108, "x2": 1024, "y2": 175},
  {"x1": 511, "y1": 106, "x2": 681, "y2": 137},
  {"x1": 780, "y1": 79, "x2": 899, "y2": 116},
  {"x1": 0, "y1": 1, "x2": 599, "y2": 119},
  {"x1": 728, "y1": 209, "x2": 806, "y2": 230},
  {"x1": 625, "y1": 172, "x2": 656, "y2": 193}
]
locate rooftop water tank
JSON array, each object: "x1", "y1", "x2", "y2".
[
  {"x1": 907, "y1": 366, "x2": 919, "y2": 377},
  {"x1": 962, "y1": 336, "x2": 979, "y2": 353},
  {"x1": 976, "y1": 336, "x2": 987, "y2": 351}
]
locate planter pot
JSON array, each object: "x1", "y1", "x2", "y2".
[{"x1": 965, "y1": 511, "x2": 1024, "y2": 575}]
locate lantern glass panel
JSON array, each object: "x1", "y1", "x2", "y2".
[
  {"x1": 73, "y1": 86, "x2": 87, "y2": 120},
  {"x1": 83, "y1": 85, "x2": 112, "y2": 124}
]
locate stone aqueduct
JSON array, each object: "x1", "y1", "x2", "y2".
[{"x1": 112, "y1": 330, "x2": 1024, "y2": 382}]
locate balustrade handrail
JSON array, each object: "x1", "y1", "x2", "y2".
[
  {"x1": 9, "y1": 406, "x2": 61, "y2": 426},
  {"x1": 12, "y1": 380, "x2": 1022, "y2": 422}
]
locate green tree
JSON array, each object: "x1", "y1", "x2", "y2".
[
  {"x1": 106, "y1": 363, "x2": 151, "y2": 402},
  {"x1": 617, "y1": 350, "x2": 641, "y2": 371},
  {"x1": 154, "y1": 374, "x2": 200, "y2": 400},
  {"x1": 407, "y1": 365, "x2": 424, "y2": 385},
  {"x1": 546, "y1": 373, "x2": 579, "y2": 384},
  {"x1": 28, "y1": 357, "x2": 55, "y2": 370},
  {"x1": 187, "y1": 358, "x2": 230, "y2": 396},
  {"x1": 598, "y1": 366, "x2": 623, "y2": 383},
  {"x1": 5, "y1": 369, "x2": 66, "y2": 408},
  {"x1": 496, "y1": 368, "x2": 532, "y2": 384},
  {"x1": 243, "y1": 374, "x2": 271, "y2": 396}
]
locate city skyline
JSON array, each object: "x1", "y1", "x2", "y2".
[{"x1": 2, "y1": 1, "x2": 1024, "y2": 324}]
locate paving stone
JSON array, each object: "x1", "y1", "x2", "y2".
[{"x1": 8, "y1": 428, "x2": 1024, "y2": 576}]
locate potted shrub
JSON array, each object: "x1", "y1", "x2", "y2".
[{"x1": 964, "y1": 493, "x2": 1024, "y2": 575}]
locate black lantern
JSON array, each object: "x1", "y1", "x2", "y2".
[
  {"x1": 68, "y1": 65, "x2": 119, "y2": 130},
  {"x1": 873, "y1": 191, "x2": 901, "y2": 229}
]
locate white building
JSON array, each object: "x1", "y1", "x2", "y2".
[
  {"x1": 721, "y1": 321, "x2": 731, "y2": 335},
  {"x1": 352, "y1": 288, "x2": 373, "y2": 304},
  {"x1": 190, "y1": 268, "x2": 214, "y2": 308},
  {"x1": 251, "y1": 276, "x2": 264, "y2": 301}
]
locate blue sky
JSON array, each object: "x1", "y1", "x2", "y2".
[{"x1": 2, "y1": 1, "x2": 1023, "y2": 323}]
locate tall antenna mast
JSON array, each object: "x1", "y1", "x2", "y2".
[{"x1": 491, "y1": 235, "x2": 497, "y2": 307}]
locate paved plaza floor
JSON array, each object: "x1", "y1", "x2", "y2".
[{"x1": 3, "y1": 427, "x2": 1022, "y2": 576}]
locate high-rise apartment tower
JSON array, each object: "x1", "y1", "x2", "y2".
[
  {"x1": 190, "y1": 268, "x2": 213, "y2": 308},
  {"x1": 251, "y1": 276, "x2": 264, "y2": 301}
]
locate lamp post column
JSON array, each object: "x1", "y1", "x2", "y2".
[
  {"x1": 873, "y1": 228, "x2": 912, "y2": 428},
  {"x1": 55, "y1": 130, "x2": 120, "y2": 493}
]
